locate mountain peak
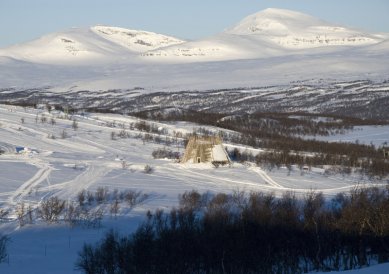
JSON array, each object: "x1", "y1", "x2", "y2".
[
  {"x1": 260, "y1": 7, "x2": 309, "y2": 16},
  {"x1": 226, "y1": 8, "x2": 325, "y2": 35}
]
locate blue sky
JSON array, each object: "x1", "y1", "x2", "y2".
[{"x1": 1, "y1": 0, "x2": 388, "y2": 48}]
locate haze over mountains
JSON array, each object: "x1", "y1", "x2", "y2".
[{"x1": 0, "y1": 8, "x2": 388, "y2": 91}]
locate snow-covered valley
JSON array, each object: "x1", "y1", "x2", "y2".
[{"x1": 0, "y1": 104, "x2": 388, "y2": 273}]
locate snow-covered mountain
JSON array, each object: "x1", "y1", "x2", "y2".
[
  {"x1": 143, "y1": 8, "x2": 384, "y2": 61},
  {"x1": 0, "y1": 26, "x2": 185, "y2": 64},
  {"x1": 0, "y1": 8, "x2": 386, "y2": 64},
  {"x1": 0, "y1": 28, "x2": 130, "y2": 64},
  {"x1": 227, "y1": 8, "x2": 380, "y2": 48},
  {"x1": 0, "y1": 8, "x2": 388, "y2": 92}
]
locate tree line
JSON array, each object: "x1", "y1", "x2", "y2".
[
  {"x1": 76, "y1": 187, "x2": 389, "y2": 274},
  {"x1": 0, "y1": 188, "x2": 149, "y2": 229}
]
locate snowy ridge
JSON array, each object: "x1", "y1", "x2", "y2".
[{"x1": 91, "y1": 26, "x2": 185, "y2": 53}]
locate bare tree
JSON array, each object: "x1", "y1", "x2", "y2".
[
  {"x1": 0, "y1": 209, "x2": 8, "y2": 221},
  {"x1": 38, "y1": 196, "x2": 65, "y2": 223},
  {"x1": 72, "y1": 119, "x2": 78, "y2": 130},
  {"x1": 0, "y1": 235, "x2": 9, "y2": 264},
  {"x1": 77, "y1": 190, "x2": 86, "y2": 207},
  {"x1": 110, "y1": 199, "x2": 120, "y2": 218},
  {"x1": 16, "y1": 202, "x2": 26, "y2": 227},
  {"x1": 61, "y1": 129, "x2": 67, "y2": 139},
  {"x1": 27, "y1": 204, "x2": 34, "y2": 224},
  {"x1": 87, "y1": 191, "x2": 94, "y2": 205},
  {"x1": 95, "y1": 187, "x2": 109, "y2": 204},
  {"x1": 41, "y1": 114, "x2": 47, "y2": 124},
  {"x1": 64, "y1": 202, "x2": 80, "y2": 227}
]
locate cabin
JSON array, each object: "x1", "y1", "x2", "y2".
[
  {"x1": 15, "y1": 146, "x2": 38, "y2": 155},
  {"x1": 181, "y1": 136, "x2": 230, "y2": 165},
  {"x1": 15, "y1": 146, "x2": 25, "y2": 154}
]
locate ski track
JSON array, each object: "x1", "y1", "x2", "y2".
[
  {"x1": 7, "y1": 161, "x2": 52, "y2": 206},
  {"x1": 248, "y1": 166, "x2": 285, "y2": 189},
  {"x1": 54, "y1": 164, "x2": 112, "y2": 199}
]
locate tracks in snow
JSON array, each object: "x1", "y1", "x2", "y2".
[{"x1": 7, "y1": 161, "x2": 52, "y2": 206}]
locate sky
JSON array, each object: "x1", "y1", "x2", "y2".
[{"x1": 1, "y1": 0, "x2": 388, "y2": 48}]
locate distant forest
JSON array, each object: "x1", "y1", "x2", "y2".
[{"x1": 135, "y1": 109, "x2": 389, "y2": 178}]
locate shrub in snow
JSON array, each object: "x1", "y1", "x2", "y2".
[
  {"x1": 144, "y1": 164, "x2": 153, "y2": 174},
  {"x1": 123, "y1": 190, "x2": 149, "y2": 208},
  {"x1": 152, "y1": 148, "x2": 180, "y2": 159}
]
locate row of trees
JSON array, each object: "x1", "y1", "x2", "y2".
[
  {"x1": 227, "y1": 147, "x2": 389, "y2": 178},
  {"x1": 76, "y1": 187, "x2": 389, "y2": 274},
  {"x1": 7, "y1": 188, "x2": 149, "y2": 228}
]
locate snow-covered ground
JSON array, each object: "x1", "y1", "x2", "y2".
[{"x1": 0, "y1": 104, "x2": 388, "y2": 273}]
